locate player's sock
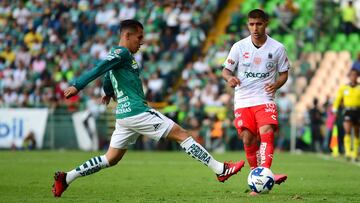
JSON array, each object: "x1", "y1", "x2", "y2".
[
  {"x1": 259, "y1": 131, "x2": 274, "y2": 168},
  {"x1": 66, "y1": 155, "x2": 109, "y2": 184},
  {"x1": 180, "y1": 136, "x2": 223, "y2": 174},
  {"x1": 244, "y1": 143, "x2": 259, "y2": 169},
  {"x1": 352, "y1": 136, "x2": 359, "y2": 160},
  {"x1": 256, "y1": 147, "x2": 261, "y2": 167},
  {"x1": 344, "y1": 134, "x2": 352, "y2": 158}
]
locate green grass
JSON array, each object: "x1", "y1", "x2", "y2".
[{"x1": 0, "y1": 151, "x2": 359, "y2": 203}]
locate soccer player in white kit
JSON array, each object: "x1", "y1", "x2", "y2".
[{"x1": 222, "y1": 9, "x2": 289, "y2": 194}]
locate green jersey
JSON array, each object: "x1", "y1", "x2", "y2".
[{"x1": 73, "y1": 46, "x2": 150, "y2": 119}]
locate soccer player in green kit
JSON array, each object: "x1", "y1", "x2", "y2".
[{"x1": 52, "y1": 19, "x2": 245, "y2": 197}]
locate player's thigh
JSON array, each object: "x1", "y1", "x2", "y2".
[
  {"x1": 110, "y1": 120, "x2": 140, "y2": 149},
  {"x1": 131, "y1": 109, "x2": 175, "y2": 142},
  {"x1": 253, "y1": 103, "x2": 278, "y2": 134},
  {"x1": 234, "y1": 107, "x2": 257, "y2": 137}
]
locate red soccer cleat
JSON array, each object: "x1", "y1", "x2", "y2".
[
  {"x1": 274, "y1": 174, "x2": 287, "y2": 185},
  {"x1": 52, "y1": 171, "x2": 68, "y2": 197},
  {"x1": 217, "y1": 160, "x2": 245, "y2": 182}
]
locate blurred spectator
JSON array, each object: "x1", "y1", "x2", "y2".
[
  {"x1": 304, "y1": 21, "x2": 316, "y2": 43},
  {"x1": 13, "y1": 61, "x2": 27, "y2": 88},
  {"x1": 323, "y1": 99, "x2": 336, "y2": 153},
  {"x1": 352, "y1": 52, "x2": 360, "y2": 74},
  {"x1": 24, "y1": 27, "x2": 43, "y2": 49},
  {"x1": 164, "y1": 2, "x2": 180, "y2": 35},
  {"x1": 12, "y1": 1, "x2": 30, "y2": 28},
  {"x1": 0, "y1": 45, "x2": 15, "y2": 65},
  {"x1": 147, "y1": 71, "x2": 164, "y2": 102},
  {"x1": 309, "y1": 98, "x2": 323, "y2": 152},
  {"x1": 193, "y1": 55, "x2": 210, "y2": 74},
  {"x1": 15, "y1": 45, "x2": 31, "y2": 67},
  {"x1": 176, "y1": 28, "x2": 190, "y2": 50},
  {"x1": 275, "y1": 0, "x2": 299, "y2": 33},
  {"x1": 276, "y1": 91, "x2": 293, "y2": 151},
  {"x1": 118, "y1": 1, "x2": 136, "y2": 22},
  {"x1": 341, "y1": 1, "x2": 358, "y2": 35},
  {"x1": 31, "y1": 55, "x2": 46, "y2": 74},
  {"x1": 178, "y1": 6, "x2": 192, "y2": 31},
  {"x1": 23, "y1": 131, "x2": 37, "y2": 150},
  {"x1": 224, "y1": 119, "x2": 242, "y2": 150},
  {"x1": 210, "y1": 116, "x2": 225, "y2": 153},
  {"x1": 226, "y1": 6, "x2": 244, "y2": 33}
]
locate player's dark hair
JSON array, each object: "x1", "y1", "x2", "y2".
[
  {"x1": 248, "y1": 9, "x2": 269, "y2": 21},
  {"x1": 349, "y1": 68, "x2": 359, "y2": 76},
  {"x1": 120, "y1": 19, "x2": 143, "y2": 34}
]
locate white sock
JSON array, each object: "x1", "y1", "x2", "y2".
[
  {"x1": 180, "y1": 137, "x2": 224, "y2": 174},
  {"x1": 66, "y1": 155, "x2": 109, "y2": 184}
]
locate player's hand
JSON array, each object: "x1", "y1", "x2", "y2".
[
  {"x1": 265, "y1": 83, "x2": 276, "y2": 95},
  {"x1": 227, "y1": 76, "x2": 241, "y2": 88},
  {"x1": 64, "y1": 86, "x2": 79, "y2": 99},
  {"x1": 101, "y1": 95, "x2": 116, "y2": 105}
]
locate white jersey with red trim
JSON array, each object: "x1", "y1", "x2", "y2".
[{"x1": 223, "y1": 35, "x2": 290, "y2": 109}]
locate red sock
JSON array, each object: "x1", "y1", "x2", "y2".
[
  {"x1": 244, "y1": 143, "x2": 259, "y2": 169},
  {"x1": 259, "y1": 132, "x2": 274, "y2": 168}
]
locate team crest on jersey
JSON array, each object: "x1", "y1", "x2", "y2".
[
  {"x1": 243, "y1": 52, "x2": 250, "y2": 59},
  {"x1": 266, "y1": 61, "x2": 275, "y2": 70},
  {"x1": 227, "y1": 59, "x2": 235, "y2": 65},
  {"x1": 114, "y1": 49, "x2": 122, "y2": 55},
  {"x1": 237, "y1": 119, "x2": 243, "y2": 127},
  {"x1": 254, "y1": 57, "x2": 262, "y2": 65},
  {"x1": 131, "y1": 60, "x2": 139, "y2": 69},
  {"x1": 107, "y1": 49, "x2": 122, "y2": 61}
]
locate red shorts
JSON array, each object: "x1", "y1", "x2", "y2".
[{"x1": 234, "y1": 103, "x2": 278, "y2": 136}]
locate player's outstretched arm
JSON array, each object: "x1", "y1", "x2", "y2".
[{"x1": 64, "y1": 86, "x2": 79, "y2": 99}]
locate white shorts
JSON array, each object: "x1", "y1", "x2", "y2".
[{"x1": 109, "y1": 109, "x2": 175, "y2": 149}]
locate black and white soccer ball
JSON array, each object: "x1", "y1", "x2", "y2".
[{"x1": 247, "y1": 167, "x2": 275, "y2": 194}]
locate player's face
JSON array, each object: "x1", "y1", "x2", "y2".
[
  {"x1": 349, "y1": 70, "x2": 358, "y2": 83},
  {"x1": 247, "y1": 18, "x2": 267, "y2": 39},
  {"x1": 128, "y1": 28, "x2": 144, "y2": 53}
]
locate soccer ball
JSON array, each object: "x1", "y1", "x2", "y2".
[{"x1": 247, "y1": 167, "x2": 275, "y2": 194}]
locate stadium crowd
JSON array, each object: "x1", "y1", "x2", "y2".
[{"x1": 0, "y1": 0, "x2": 224, "y2": 109}]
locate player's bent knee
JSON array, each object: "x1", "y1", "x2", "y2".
[
  {"x1": 243, "y1": 134, "x2": 257, "y2": 146},
  {"x1": 259, "y1": 125, "x2": 275, "y2": 134}
]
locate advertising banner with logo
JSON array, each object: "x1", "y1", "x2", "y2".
[
  {"x1": 72, "y1": 111, "x2": 99, "y2": 151},
  {"x1": 0, "y1": 108, "x2": 49, "y2": 149}
]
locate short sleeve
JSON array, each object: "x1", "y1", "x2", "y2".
[
  {"x1": 277, "y1": 46, "x2": 290, "y2": 73},
  {"x1": 222, "y1": 43, "x2": 239, "y2": 72}
]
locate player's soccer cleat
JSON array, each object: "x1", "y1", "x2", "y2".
[
  {"x1": 52, "y1": 171, "x2": 68, "y2": 197},
  {"x1": 274, "y1": 174, "x2": 287, "y2": 185},
  {"x1": 217, "y1": 160, "x2": 245, "y2": 182}
]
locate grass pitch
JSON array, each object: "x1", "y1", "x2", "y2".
[{"x1": 0, "y1": 150, "x2": 359, "y2": 203}]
